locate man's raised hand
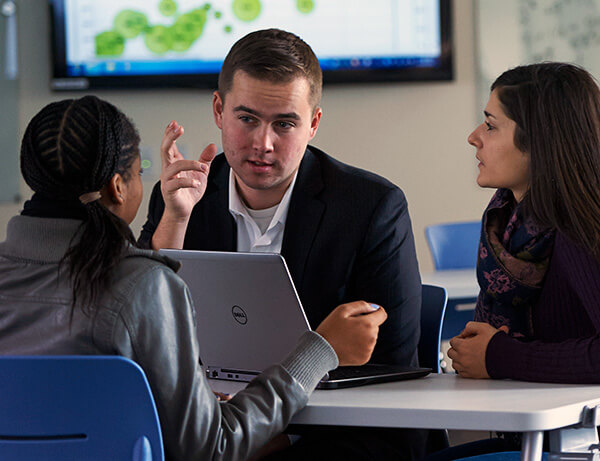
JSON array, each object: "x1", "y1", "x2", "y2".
[{"x1": 160, "y1": 120, "x2": 218, "y2": 221}]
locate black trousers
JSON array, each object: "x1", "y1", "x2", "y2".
[{"x1": 264, "y1": 427, "x2": 430, "y2": 461}]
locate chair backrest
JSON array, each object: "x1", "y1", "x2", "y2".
[
  {"x1": 419, "y1": 284, "x2": 448, "y2": 373},
  {"x1": 0, "y1": 356, "x2": 164, "y2": 461},
  {"x1": 425, "y1": 221, "x2": 481, "y2": 270}
]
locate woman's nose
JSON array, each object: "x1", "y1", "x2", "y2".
[{"x1": 467, "y1": 126, "x2": 481, "y2": 147}]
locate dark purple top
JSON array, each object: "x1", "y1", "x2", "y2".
[{"x1": 486, "y1": 232, "x2": 600, "y2": 383}]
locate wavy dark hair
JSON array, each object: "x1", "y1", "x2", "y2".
[
  {"x1": 20, "y1": 95, "x2": 140, "y2": 313},
  {"x1": 492, "y1": 62, "x2": 600, "y2": 259}
]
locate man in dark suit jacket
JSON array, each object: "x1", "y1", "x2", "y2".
[
  {"x1": 140, "y1": 145, "x2": 421, "y2": 366},
  {"x1": 139, "y1": 28, "x2": 425, "y2": 460}
]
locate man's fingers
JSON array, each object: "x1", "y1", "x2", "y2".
[
  {"x1": 163, "y1": 120, "x2": 184, "y2": 138},
  {"x1": 199, "y1": 143, "x2": 218, "y2": 164},
  {"x1": 160, "y1": 120, "x2": 185, "y2": 166},
  {"x1": 163, "y1": 159, "x2": 207, "y2": 179},
  {"x1": 163, "y1": 177, "x2": 202, "y2": 193}
]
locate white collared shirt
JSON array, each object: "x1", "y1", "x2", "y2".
[{"x1": 228, "y1": 169, "x2": 298, "y2": 253}]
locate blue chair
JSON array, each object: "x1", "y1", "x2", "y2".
[
  {"x1": 425, "y1": 221, "x2": 481, "y2": 271},
  {"x1": 425, "y1": 221, "x2": 481, "y2": 339},
  {"x1": 0, "y1": 356, "x2": 164, "y2": 461},
  {"x1": 418, "y1": 284, "x2": 448, "y2": 373}
]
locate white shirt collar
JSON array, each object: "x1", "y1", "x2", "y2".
[{"x1": 228, "y1": 168, "x2": 298, "y2": 232}]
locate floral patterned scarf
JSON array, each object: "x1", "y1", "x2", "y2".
[{"x1": 474, "y1": 189, "x2": 555, "y2": 337}]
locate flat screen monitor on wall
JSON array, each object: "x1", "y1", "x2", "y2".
[{"x1": 49, "y1": 0, "x2": 453, "y2": 91}]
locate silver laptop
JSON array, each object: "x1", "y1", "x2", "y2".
[{"x1": 160, "y1": 249, "x2": 430, "y2": 389}]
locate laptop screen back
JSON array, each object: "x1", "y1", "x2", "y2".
[{"x1": 160, "y1": 250, "x2": 311, "y2": 375}]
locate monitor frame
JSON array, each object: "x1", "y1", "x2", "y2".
[{"x1": 48, "y1": 0, "x2": 453, "y2": 91}]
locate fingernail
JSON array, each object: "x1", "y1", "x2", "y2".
[
  {"x1": 167, "y1": 121, "x2": 174, "y2": 129},
  {"x1": 369, "y1": 303, "x2": 380, "y2": 310}
]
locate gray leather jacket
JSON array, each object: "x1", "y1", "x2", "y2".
[{"x1": 0, "y1": 216, "x2": 338, "y2": 460}]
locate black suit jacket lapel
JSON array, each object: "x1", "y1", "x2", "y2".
[{"x1": 281, "y1": 148, "x2": 325, "y2": 292}]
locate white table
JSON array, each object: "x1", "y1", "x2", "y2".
[{"x1": 211, "y1": 374, "x2": 600, "y2": 461}]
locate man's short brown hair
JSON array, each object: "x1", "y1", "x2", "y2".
[{"x1": 218, "y1": 28, "x2": 323, "y2": 109}]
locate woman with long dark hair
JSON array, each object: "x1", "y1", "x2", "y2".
[
  {"x1": 449, "y1": 62, "x2": 600, "y2": 383},
  {"x1": 0, "y1": 95, "x2": 386, "y2": 460}
]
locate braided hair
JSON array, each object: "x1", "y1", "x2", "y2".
[{"x1": 21, "y1": 95, "x2": 140, "y2": 314}]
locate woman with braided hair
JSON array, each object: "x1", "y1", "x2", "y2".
[
  {"x1": 18, "y1": 95, "x2": 143, "y2": 313},
  {"x1": 0, "y1": 96, "x2": 387, "y2": 460}
]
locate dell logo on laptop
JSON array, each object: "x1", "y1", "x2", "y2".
[{"x1": 231, "y1": 305, "x2": 248, "y2": 325}]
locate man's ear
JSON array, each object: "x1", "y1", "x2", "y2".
[
  {"x1": 309, "y1": 107, "x2": 323, "y2": 140},
  {"x1": 213, "y1": 91, "x2": 224, "y2": 129}
]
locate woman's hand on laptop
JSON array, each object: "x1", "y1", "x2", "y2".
[{"x1": 315, "y1": 301, "x2": 387, "y2": 366}]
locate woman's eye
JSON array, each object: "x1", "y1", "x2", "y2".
[{"x1": 485, "y1": 121, "x2": 494, "y2": 131}]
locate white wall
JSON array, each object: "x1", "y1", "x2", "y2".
[{"x1": 0, "y1": 0, "x2": 493, "y2": 272}]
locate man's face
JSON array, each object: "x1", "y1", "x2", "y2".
[{"x1": 212, "y1": 70, "x2": 322, "y2": 209}]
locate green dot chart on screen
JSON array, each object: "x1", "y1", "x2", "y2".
[
  {"x1": 62, "y1": 0, "x2": 438, "y2": 76},
  {"x1": 92, "y1": 0, "x2": 317, "y2": 57}
]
